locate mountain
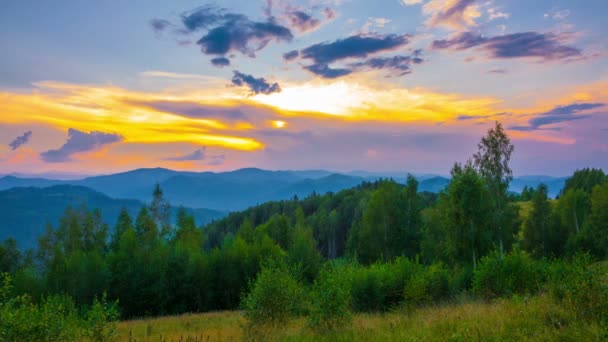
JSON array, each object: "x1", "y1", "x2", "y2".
[
  {"x1": 0, "y1": 168, "x2": 571, "y2": 213},
  {"x1": 0, "y1": 185, "x2": 225, "y2": 249}
]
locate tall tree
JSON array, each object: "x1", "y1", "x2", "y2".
[
  {"x1": 473, "y1": 121, "x2": 515, "y2": 255},
  {"x1": 111, "y1": 208, "x2": 133, "y2": 252},
  {"x1": 446, "y1": 162, "x2": 492, "y2": 269},
  {"x1": 150, "y1": 183, "x2": 171, "y2": 238},
  {"x1": 522, "y1": 184, "x2": 559, "y2": 257}
]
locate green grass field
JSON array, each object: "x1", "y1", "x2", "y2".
[{"x1": 116, "y1": 294, "x2": 603, "y2": 341}]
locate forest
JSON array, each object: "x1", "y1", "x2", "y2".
[{"x1": 1, "y1": 122, "x2": 607, "y2": 340}]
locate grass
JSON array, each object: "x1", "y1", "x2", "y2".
[{"x1": 116, "y1": 294, "x2": 604, "y2": 341}]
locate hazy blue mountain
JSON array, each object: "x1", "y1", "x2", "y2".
[
  {"x1": 418, "y1": 176, "x2": 451, "y2": 193},
  {"x1": 0, "y1": 168, "x2": 570, "y2": 213},
  {"x1": 0, "y1": 185, "x2": 224, "y2": 249}
]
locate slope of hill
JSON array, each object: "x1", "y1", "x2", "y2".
[
  {"x1": 0, "y1": 185, "x2": 224, "y2": 249},
  {"x1": 0, "y1": 168, "x2": 571, "y2": 212}
]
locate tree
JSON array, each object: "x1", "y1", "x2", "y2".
[
  {"x1": 150, "y1": 183, "x2": 171, "y2": 238},
  {"x1": 522, "y1": 184, "x2": 560, "y2": 257},
  {"x1": 0, "y1": 238, "x2": 21, "y2": 274},
  {"x1": 446, "y1": 162, "x2": 492, "y2": 270},
  {"x1": 111, "y1": 208, "x2": 133, "y2": 252},
  {"x1": 473, "y1": 121, "x2": 515, "y2": 256},
  {"x1": 573, "y1": 182, "x2": 608, "y2": 258},
  {"x1": 135, "y1": 206, "x2": 158, "y2": 249}
]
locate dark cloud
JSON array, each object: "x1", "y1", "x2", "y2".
[
  {"x1": 40, "y1": 129, "x2": 122, "y2": 163},
  {"x1": 487, "y1": 68, "x2": 508, "y2": 74},
  {"x1": 132, "y1": 100, "x2": 247, "y2": 120},
  {"x1": 150, "y1": 18, "x2": 172, "y2": 33},
  {"x1": 286, "y1": 11, "x2": 321, "y2": 33},
  {"x1": 231, "y1": 71, "x2": 281, "y2": 95},
  {"x1": 301, "y1": 34, "x2": 410, "y2": 64},
  {"x1": 432, "y1": 31, "x2": 582, "y2": 61},
  {"x1": 295, "y1": 33, "x2": 411, "y2": 78},
  {"x1": 510, "y1": 102, "x2": 604, "y2": 131},
  {"x1": 283, "y1": 50, "x2": 299, "y2": 61},
  {"x1": 303, "y1": 63, "x2": 352, "y2": 78},
  {"x1": 211, "y1": 57, "x2": 230, "y2": 67},
  {"x1": 9, "y1": 131, "x2": 32, "y2": 150},
  {"x1": 179, "y1": 6, "x2": 292, "y2": 59},
  {"x1": 164, "y1": 148, "x2": 206, "y2": 161},
  {"x1": 350, "y1": 55, "x2": 423, "y2": 76}
]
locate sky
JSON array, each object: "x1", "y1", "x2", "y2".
[{"x1": 0, "y1": 0, "x2": 607, "y2": 177}]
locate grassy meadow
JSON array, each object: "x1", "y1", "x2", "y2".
[{"x1": 116, "y1": 295, "x2": 604, "y2": 341}]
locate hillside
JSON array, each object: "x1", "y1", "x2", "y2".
[
  {"x1": 0, "y1": 168, "x2": 568, "y2": 212},
  {"x1": 0, "y1": 185, "x2": 224, "y2": 248}
]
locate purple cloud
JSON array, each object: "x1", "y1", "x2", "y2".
[
  {"x1": 40, "y1": 129, "x2": 122, "y2": 163},
  {"x1": 510, "y1": 103, "x2": 604, "y2": 131},
  {"x1": 9, "y1": 131, "x2": 32, "y2": 150},
  {"x1": 164, "y1": 148, "x2": 206, "y2": 161},
  {"x1": 432, "y1": 31, "x2": 582, "y2": 61}
]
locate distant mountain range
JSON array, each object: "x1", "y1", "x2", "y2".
[
  {"x1": 0, "y1": 185, "x2": 224, "y2": 249},
  {"x1": 0, "y1": 168, "x2": 568, "y2": 211}
]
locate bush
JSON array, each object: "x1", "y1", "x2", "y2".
[
  {"x1": 308, "y1": 263, "x2": 352, "y2": 331},
  {"x1": 241, "y1": 259, "x2": 305, "y2": 329},
  {"x1": 547, "y1": 255, "x2": 608, "y2": 323},
  {"x1": 472, "y1": 250, "x2": 545, "y2": 299},
  {"x1": 84, "y1": 293, "x2": 120, "y2": 342},
  {"x1": 0, "y1": 273, "x2": 119, "y2": 342},
  {"x1": 350, "y1": 258, "x2": 421, "y2": 312},
  {"x1": 403, "y1": 263, "x2": 450, "y2": 306}
]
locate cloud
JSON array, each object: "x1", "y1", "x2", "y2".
[
  {"x1": 350, "y1": 54, "x2": 424, "y2": 76},
  {"x1": 9, "y1": 131, "x2": 32, "y2": 150},
  {"x1": 487, "y1": 68, "x2": 508, "y2": 74},
  {"x1": 432, "y1": 31, "x2": 582, "y2": 61},
  {"x1": 487, "y1": 7, "x2": 510, "y2": 21},
  {"x1": 150, "y1": 18, "x2": 172, "y2": 33},
  {"x1": 510, "y1": 102, "x2": 604, "y2": 131},
  {"x1": 164, "y1": 148, "x2": 206, "y2": 161},
  {"x1": 544, "y1": 8, "x2": 571, "y2": 21},
  {"x1": 206, "y1": 154, "x2": 226, "y2": 165},
  {"x1": 40, "y1": 128, "x2": 122, "y2": 163},
  {"x1": 424, "y1": 0, "x2": 481, "y2": 30},
  {"x1": 304, "y1": 64, "x2": 352, "y2": 78},
  {"x1": 131, "y1": 100, "x2": 247, "y2": 120},
  {"x1": 179, "y1": 5, "x2": 292, "y2": 60},
  {"x1": 400, "y1": 0, "x2": 424, "y2": 5},
  {"x1": 285, "y1": 10, "x2": 321, "y2": 33},
  {"x1": 283, "y1": 50, "x2": 299, "y2": 61},
  {"x1": 296, "y1": 33, "x2": 412, "y2": 78},
  {"x1": 301, "y1": 33, "x2": 410, "y2": 64},
  {"x1": 210, "y1": 57, "x2": 230, "y2": 67},
  {"x1": 231, "y1": 71, "x2": 281, "y2": 95}
]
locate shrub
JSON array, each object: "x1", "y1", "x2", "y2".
[
  {"x1": 403, "y1": 263, "x2": 450, "y2": 306},
  {"x1": 308, "y1": 263, "x2": 352, "y2": 331},
  {"x1": 241, "y1": 259, "x2": 305, "y2": 329},
  {"x1": 351, "y1": 258, "x2": 421, "y2": 312},
  {"x1": 472, "y1": 250, "x2": 545, "y2": 299},
  {"x1": 547, "y1": 254, "x2": 608, "y2": 323},
  {"x1": 84, "y1": 293, "x2": 120, "y2": 342}
]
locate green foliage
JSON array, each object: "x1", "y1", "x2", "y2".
[
  {"x1": 562, "y1": 168, "x2": 606, "y2": 195},
  {"x1": 522, "y1": 184, "x2": 563, "y2": 258},
  {"x1": 547, "y1": 255, "x2": 608, "y2": 323},
  {"x1": 403, "y1": 263, "x2": 450, "y2": 306},
  {"x1": 308, "y1": 263, "x2": 352, "y2": 331},
  {"x1": 83, "y1": 293, "x2": 120, "y2": 342},
  {"x1": 350, "y1": 258, "x2": 421, "y2": 312},
  {"x1": 241, "y1": 259, "x2": 305, "y2": 329},
  {"x1": 571, "y1": 182, "x2": 608, "y2": 258},
  {"x1": 472, "y1": 250, "x2": 545, "y2": 299},
  {"x1": 0, "y1": 274, "x2": 117, "y2": 341}
]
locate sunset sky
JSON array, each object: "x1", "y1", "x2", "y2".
[{"x1": 1, "y1": 0, "x2": 607, "y2": 176}]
